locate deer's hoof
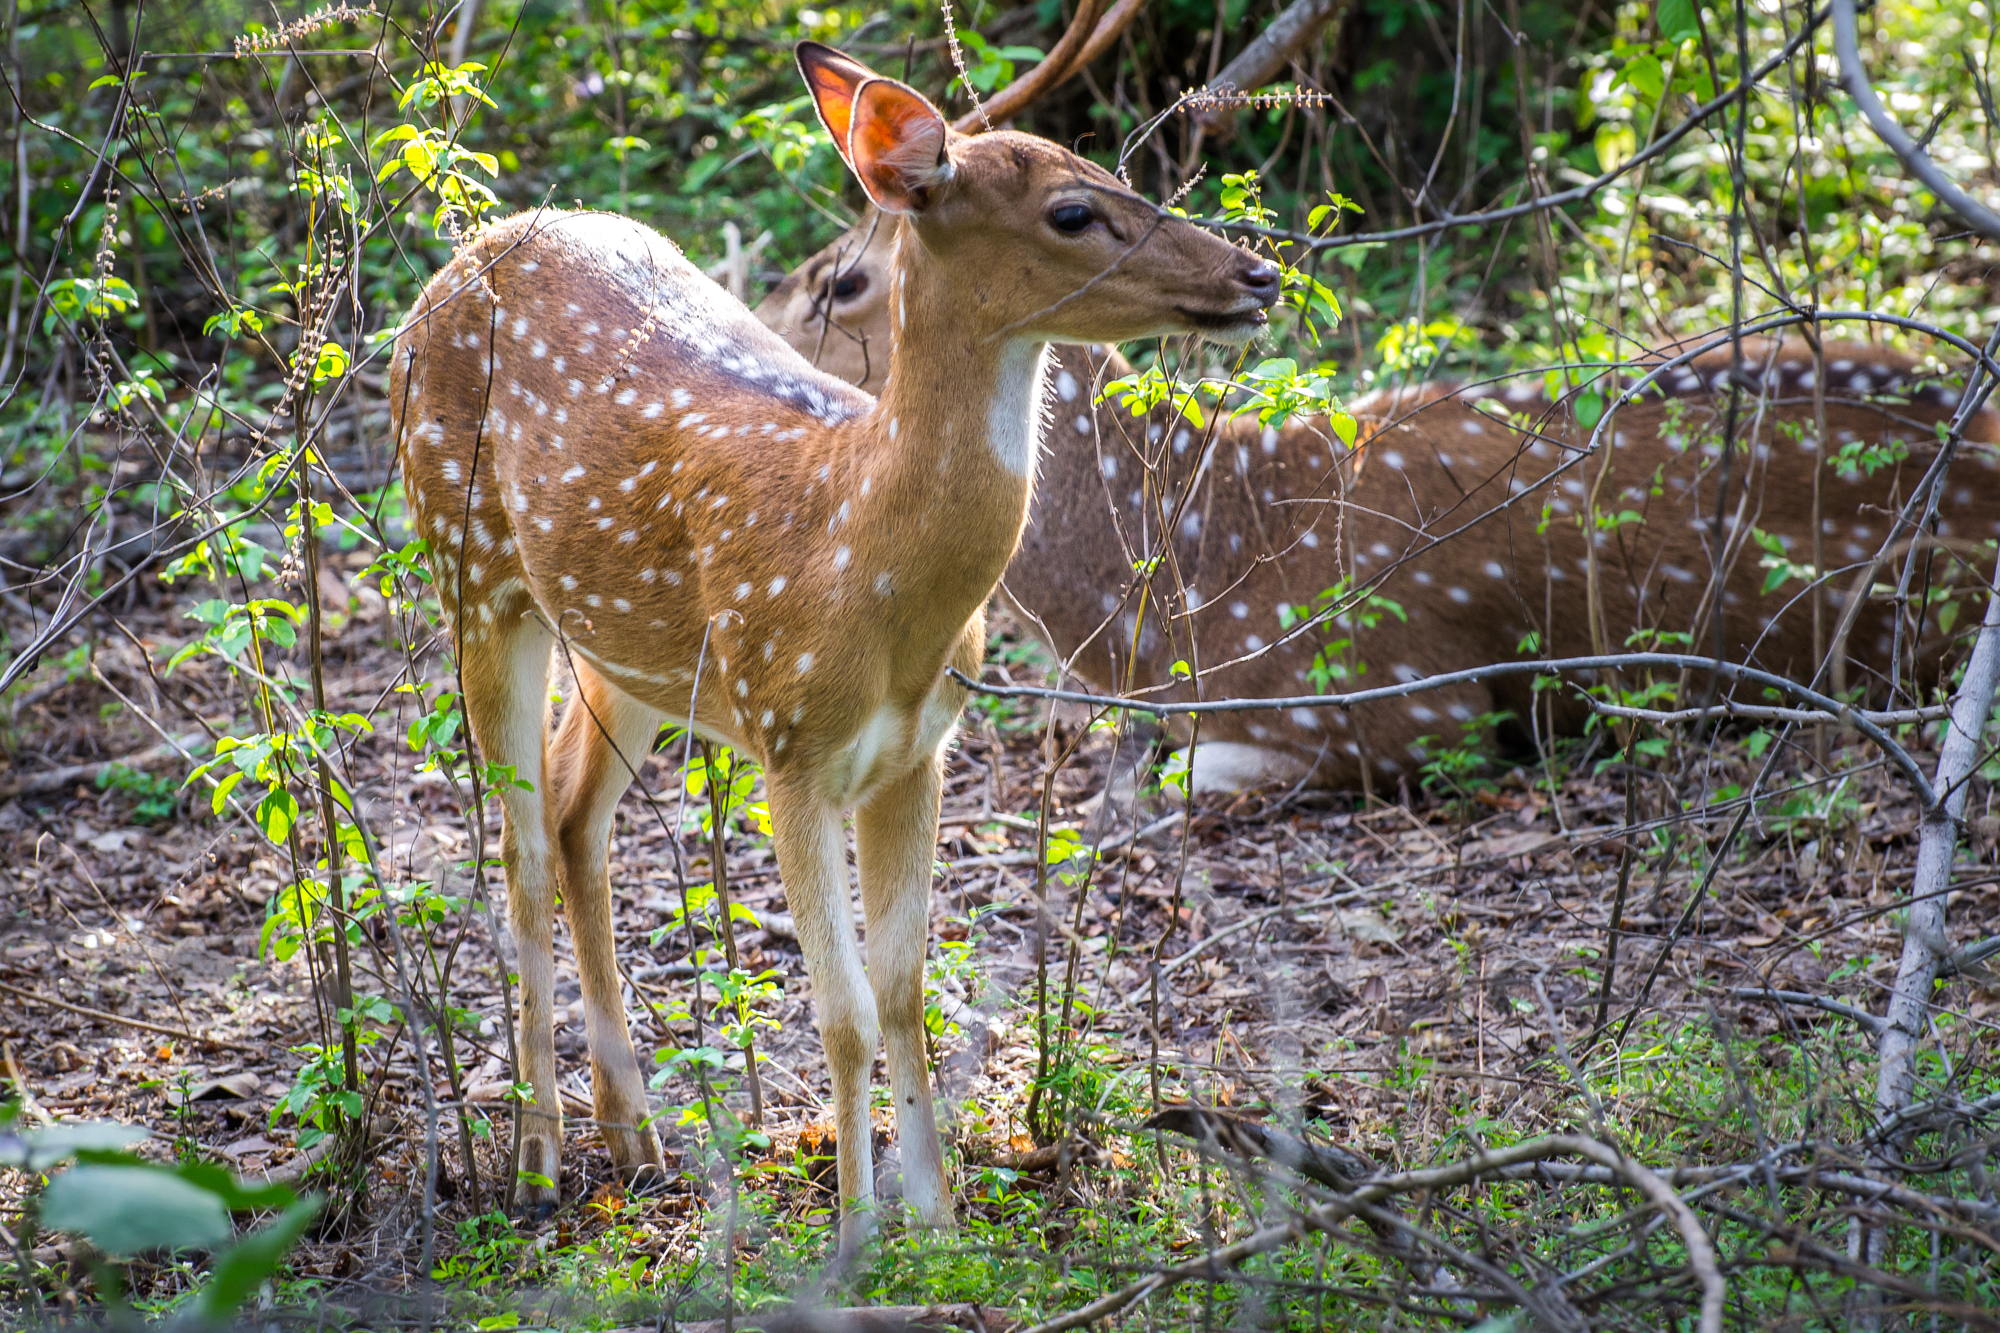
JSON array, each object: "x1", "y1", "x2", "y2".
[
  {"x1": 602, "y1": 1123, "x2": 666, "y2": 1176},
  {"x1": 623, "y1": 1157, "x2": 672, "y2": 1197}
]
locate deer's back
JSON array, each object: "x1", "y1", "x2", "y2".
[
  {"x1": 389, "y1": 210, "x2": 883, "y2": 750},
  {"x1": 1008, "y1": 340, "x2": 2000, "y2": 790}
]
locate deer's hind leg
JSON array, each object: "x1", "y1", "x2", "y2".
[
  {"x1": 456, "y1": 609, "x2": 565, "y2": 1211},
  {"x1": 547, "y1": 662, "x2": 666, "y2": 1182}
]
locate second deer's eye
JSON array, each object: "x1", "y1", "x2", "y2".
[
  {"x1": 1050, "y1": 203, "x2": 1094, "y2": 235},
  {"x1": 831, "y1": 272, "x2": 868, "y2": 300}
]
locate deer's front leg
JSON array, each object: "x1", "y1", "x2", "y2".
[
  {"x1": 855, "y1": 756, "x2": 951, "y2": 1229},
  {"x1": 768, "y1": 781, "x2": 879, "y2": 1251}
]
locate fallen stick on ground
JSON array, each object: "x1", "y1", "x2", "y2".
[
  {"x1": 1145, "y1": 1104, "x2": 1373, "y2": 1189},
  {"x1": 667, "y1": 1305, "x2": 1010, "y2": 1333},
  {"x1": 0, "y1": 734, "x2": 204, "y2": 799},
  {"x1": 0, "y1": 978, "x2": 259, "y2": 1054}
]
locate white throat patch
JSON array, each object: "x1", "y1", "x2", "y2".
[{"x1": 987, "y1": 341, "x2": 1052, "y2": 479}]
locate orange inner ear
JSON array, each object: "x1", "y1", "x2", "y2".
[
  {"x1": 812, "y1": 80, "x2": 857, "y2": 151},
  {"x1": 850, "y1": 80, "x2": 945, "y2": 207},
  {"x1": 797, "y1": 44, "x2": 873, "y2": 161},
  {"x1": 852, "y1": 86, "x2": 934, "y2": 164}
]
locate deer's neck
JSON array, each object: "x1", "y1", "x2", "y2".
[{"x1": 844, "y1": 233, "x2": 1050, "y2": 622}]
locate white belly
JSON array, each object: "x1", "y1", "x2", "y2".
[{"x1": 832, "y1": 680, "x2": 963, "y2": 806}]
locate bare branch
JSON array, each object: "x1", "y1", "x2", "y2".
[
  {"x1": 1015, "y1": 1219, "x2": 1304, "y2": 1333},
  {"x1": 1588, "y1": 699, "x2": 1949, "y2": 728},
  {"x1": 1730, "y1": 987, "x2": 1887, "y2": 1036},
  {"x1": 1833, "y1": 0, "x2": 2000, "y2": 240},
  {"x1": 1202, "y1": 3, "x2": 1831, "y2": 250},
  {"x1": 1876, "y1": 553, "x2": 2000, "y2": 1123},
  {"x1": 952, "y1": 649, "x2": 1935, "y2": 804},
  {"x1": 1193, "y1": 0, "x2": 1351, "y2": 134},
  {"x1": 950, "y1": 0, "x2": 1114, "y2": 133}
]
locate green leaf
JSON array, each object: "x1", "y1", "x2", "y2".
[
  {"x1": 680, "y1": 150, "x2": 726, "y2": 196},
  {"x1": 172, "y1": 1160, "x2": 297, "y2": 1211},
  {"x1": 1594, "y1": 122, "x2": 1637, "y2": 174},
  {"x1": 1615, "y1": 53, "x2": 1666, "y2": 103},
  {"x1": 209, "y1": 769, "x2": 247, "y2": 814},
  {"x1": 196, "y1": 1198, "x2": 322, "y2": 1321},
  {"x1": 311, "y1": 341, "x2": 350, "y2": 384},
  {"x1": 255, "y1": 787, "x2": 300, "y2": 843},
  {"x1": 41, "y1": 1164, "x2": 232, "y2": 1255},
  {"x1": 0, "y1": 1121, "x2": 148, "y2": 1171},
  {"x1": 1657, "y1": 0, "x2": 1702, "y2": 45}
]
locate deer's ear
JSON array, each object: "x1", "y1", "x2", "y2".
[
  {"x1": 796, "y1": 41, "x2": 875, "y2": 161},
  {"x1": 847, "y1": 77, "x2": 952, "y2": 215}
]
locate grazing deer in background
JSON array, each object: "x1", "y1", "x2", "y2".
[
  {"x1": 391, "y1": 42, "x2": 1279, "y2": 1240},
  {"x1": 760, "y1": 221, "x2": 2000, "y2": 794}
]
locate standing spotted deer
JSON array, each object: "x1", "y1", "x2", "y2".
[
  {"x1": 390, "y1": 43, "x2": 1279, "y2": 1239},
  {"x1": 760, "y1": 221, "x2": 2000, "y2": 793}
]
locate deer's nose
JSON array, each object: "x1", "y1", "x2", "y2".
[{"x1": 1236, "y1": 258, "x2": 1281, "y2": 302}]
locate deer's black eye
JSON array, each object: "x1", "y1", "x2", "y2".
[
  {"x1": 831, "y1": 271, "x2": 868, "y2": 300},
  {"x1": 1050, "y1": 203, "x2": 1094, "y2": 235}
]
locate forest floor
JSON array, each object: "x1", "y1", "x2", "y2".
[{"x1": 3, "y1": 559, "x2": 1997, "y2": 1327}]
